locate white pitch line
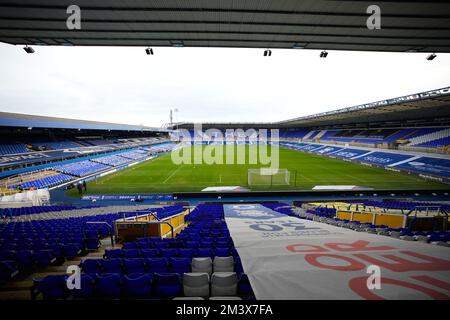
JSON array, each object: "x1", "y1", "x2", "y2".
[{"x1": 162, "y1": 165, "x2": 184, "y2": 184}]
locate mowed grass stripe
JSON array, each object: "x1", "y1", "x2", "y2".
[{"x1": 67, "y1": 145, "x2": 447, "y2": 195}]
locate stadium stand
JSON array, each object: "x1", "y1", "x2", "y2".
[
  {"x1": 52, "y1": 160, "x2": 111, "y2": 177},
  {"x1": 414, "y1": 130, "x2": 450, "y2": 148},
  {"x1": 31, "y1": 141, "x2": 83, "y2": 150},
  {"x1": 8, "y1": 173, "x2": 73, "y2": 190},
  {"x1": 0, "y1": 205, "x2": 76, "y2": 218},
  {"x1": 0, "y1": 143, "x2": 29, "y2": 155},
  {"x1": 117, "y1": 150, "x2": 147, "y2": 160},
  {"x1": 91, "y1": 155, "x2": 132, "y2": 167},
  {"x1": 320, "y1": 129, "x2": 415, "y2": 144},
  {"x1": 24, "y1": 204, "x2": 254, "y2": 300},
  {"x1": 0, "y1": 206, "x2": 151, "y2": 285},
  {"x1": 83, "y1": 139, "x2": 118, "y2": 146}
]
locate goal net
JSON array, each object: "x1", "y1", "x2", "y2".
[{"x1": 248, "y1": 168, "x2": 290, "y2": 186}]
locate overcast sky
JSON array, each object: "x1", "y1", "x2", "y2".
[{"x1": 0, "y1": 42, "x2": 449, "y2": 128}]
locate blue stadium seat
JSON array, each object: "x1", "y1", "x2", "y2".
[
  {"x1": 215, "y1": 247, "x2": 231, "y2": 257},
  {"x1": 147, "y1": 258, "x2": 168, "y2": 273},
  {"x1": 72, "y1": 274, "x2": 96, "y2": 299},
  {"x1": 169, "y1": 257, "x2": 191, "y2": 274},
  {"x1": 123, "y1": 249, "x2": 141, "y2": 259},
  {"x1": 178, "y1": 248, "x2": 195, "y2": 258},
  {"x1": 16, "y1": 250, "x2": 34, "y2": 270},
  {"x1": 0, "y1": 261, "x2": 19, "y2": 283},
  {"x1": 104, "y1": 249, "x2": 122, "y2": 259},
  {"x1": 96, "y1": 274, "x2": 122, "y2": 299},
  {"x1": 81, "y1": 259, "x2": 101, "y2": 275},
  {"x1": 33, "y1": 275, "x2": 68, "y2": 300},
  {"x1": 84, "y1": 238, "x2": 101, "y2": 250},
  {"x1": 141, "y1": 249, "x2": 159, "y2": 258},
  {"x1": 196, "y1": 247, "x2": 214, "y2": 258},
  {"x1": 123, "y1": 242, "x2": 139, "y2": 250},
  {"x1": 123, "y1": 258, "x2": 146, "y2": 274},
  {"x1": 153, "y1": 273, "x2": 182, "y2": 299},
  {"x1": 159, "y1": 248, "x2": 178, "y2": 258},
  {"x1": 124, "y1": 273, "x2": 153, "y2": 299},
  {"x1": 62, "y1": 244, "x2": 83, "y2": 258},
  {"x1": 33, "y1": 250, "x2": 56, "y2": 267},
  {"x1": 100, "y1": 258, "x2": 122, "y2": 274}
]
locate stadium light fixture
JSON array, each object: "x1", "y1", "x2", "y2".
[
  {"x1": 426, "y1": 53, "x2": 437, "y2": 61},
  {"x1": 292, "y1": 43, "x2": 304, "y2": 49},
  {"x1": 23, "y1": 45, "x2": 35, "y2": 54},
  {"x1": 263, "y1": 49, "x2": 272, "y2": 57},
  {"x1": 320, "y1": 50, "x2": 328, "y2": 58},
  {"x1": 170, "y1": 40, "x2": 184, "y2": 47},
  {"x1": 145, "y1": 47, "x2": 154, "y2": 55}
]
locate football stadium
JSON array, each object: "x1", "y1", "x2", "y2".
[{"x1": 0, "y1": 0, "x2": 449, "y2": 312}]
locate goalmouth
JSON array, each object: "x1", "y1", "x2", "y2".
[{"x1": 248, "y1": 168, "x2": 291, "y2": 186}]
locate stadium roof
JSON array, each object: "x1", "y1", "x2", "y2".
[
  {"x1": 173, "y1": 86, "x2": 450, "y2": 129},
  {"x1": 278, "y1": 86, "x2": 450, "y2": 128},
  {"x1": 0, "y1": 111, "x2": 162, "y2": 131},
  {"x1": 0, "y1": 1, "x2": 449, "y2": 52}
]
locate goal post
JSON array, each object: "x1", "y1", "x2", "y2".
[{"x1": 247, "y1": 168, "x2": 291, "y2": 186}]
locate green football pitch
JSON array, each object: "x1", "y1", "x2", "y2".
[{"x1": 69, "y1": 145, "x2": 447, "y2": 195}]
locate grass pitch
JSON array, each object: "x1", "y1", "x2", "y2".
[{"x1": 70, "y1": 145, "x2": 447, "y2": 194}]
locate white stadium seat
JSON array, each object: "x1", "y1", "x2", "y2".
[
  {"x1": 191, "y1": 257, "x2": 212, "y2": 275},
  {"x1": 182, "y1": 273, "x2": 210, "y2": 298},
  {"x1": 213, "y1": 256, "x2": 234, "y2": 273},
  {"x1": 211, "y1": 272, "x2": 238, "y2": 297}
]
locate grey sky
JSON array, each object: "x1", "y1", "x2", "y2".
[{"x1": 0, "y1": 42, "x2": 449, "y2": 128}]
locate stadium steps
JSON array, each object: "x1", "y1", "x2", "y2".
[
  {"x1": 302, "y1": 130, "x2": 316, "y2": 140},
  {"x1": 314, "y1": 130, "x2": 327, "y2": 140},
  {"x1": 0, "y1": 238, "x2": 121, "y2": 299}
]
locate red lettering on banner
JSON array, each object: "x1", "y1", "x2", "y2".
[
  {"x1": 353, "y1": 250, "x2": 450, "y2": 272},
  {"x1": 304, "y1": 254, "x2": 365, "y2": 271},
  {"x1": 349, "y1": 276, "x2": 450, "y2": 300},
  {"x1": 325, "y1": 240, "x2": 394, "y2": 252},
  {"x1": 411, "y1": 275, "x2": 450, "y2": 291},
  {"x1": 286, "y1": 244, "x2": 329, "y2": 253}
]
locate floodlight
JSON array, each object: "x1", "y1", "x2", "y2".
[
  {"x1": 426, "y1": 53, "x2": 437, "y2": 61},
  {"x1": 23, "y1": 46, "x2": 35, "y2": 54}
]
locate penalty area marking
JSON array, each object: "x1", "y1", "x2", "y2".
[{"x1": 163, "y1": 165, "x2": 184, "y2": 184}]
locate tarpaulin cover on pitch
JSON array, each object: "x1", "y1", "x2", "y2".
[{"x1": 224, "y1": 204, "x2": 450, "y2": 300}]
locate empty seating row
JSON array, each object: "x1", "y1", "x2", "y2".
[
  {"x1": 0, "y1": 205, "x2": 77, "y2": 218},
  {"x1": 32, "y1": 271, "x2": 253, "y2": 300},
  {"x1": 91, "y1": 154, "x2": 130, "y2": 166},
  {"x1": 104, "y1": 247, "x2": 237, "y2": 260},
  {"x1": 117, "y1": 150, "x2": 147, "y2": 160},
  {"x1": 81, "y1": 256, "x2": 241, "y2": 276},
  {"x1": 0, "y1": 213, "x2": 124, "y2": 283},
  {"x1": 31, "y1": 141, "x2": 82, "y2": 150},
  {"x1": 8, "y1": 173, "x2": 73, "y2": 190},
  {"x1": 52, "y1": 160, "x2": 111, "y2": 177},
  {"x1": 0, "y1": 143, "x2": 29, "y2": 155}
]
